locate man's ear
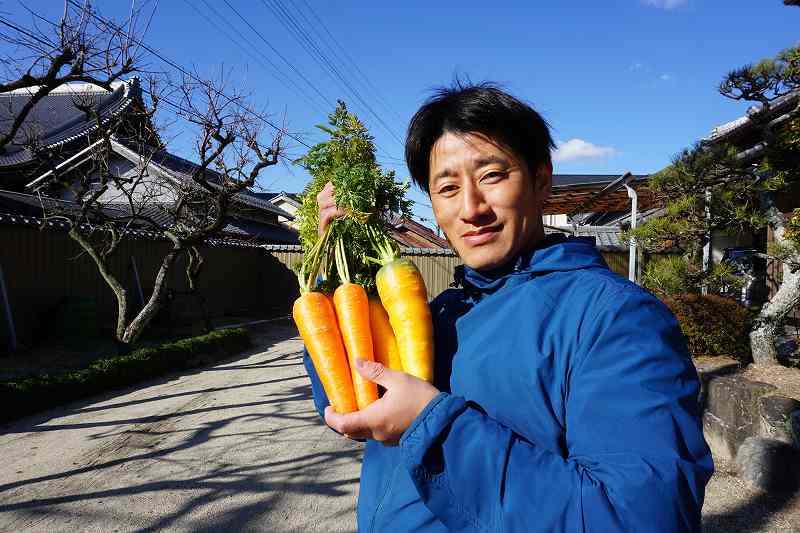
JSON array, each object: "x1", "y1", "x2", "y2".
[{"x1": 535, "y1": 162, "x2": 553, "y2": 201}]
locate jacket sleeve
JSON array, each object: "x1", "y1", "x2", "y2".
[
  {"x1": 398, "y1": 287, "x2": 714, "y2": 532},
  {"x1": 303, "y1": 348, "x2": 330, "y2": 421}
]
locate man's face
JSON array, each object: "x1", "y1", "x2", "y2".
[{"x1": 428, "y1": 131, "x2": 552, "y2": 271}]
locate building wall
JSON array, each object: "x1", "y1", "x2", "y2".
[
  {"x1": 57, "y1": 153, "x2": 179, "y2": 205},
  {"x1": 542, "y1": 214, "x2": 568, "y2": 226},
  {"x1": 273, "y1": 199, "x2": 299, "y2": 228}
]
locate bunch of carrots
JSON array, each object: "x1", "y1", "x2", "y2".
[{"x1": 293, "y1": 220, "x2": 434, "y2": 414}]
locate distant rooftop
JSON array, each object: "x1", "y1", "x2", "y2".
[
  {"x1": 703, "y1": 89, "x2": 800, "y2": 146},
  {"x1": 545, "y1": 174, "x2": 654, "y2": 216},
  {"x1": 0, "y1": 78, "x2": 140, "y2": 167}
]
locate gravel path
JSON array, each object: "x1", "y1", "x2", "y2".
[{"x1": 0, "y1": 322, "x2": 797, "y2": 532}]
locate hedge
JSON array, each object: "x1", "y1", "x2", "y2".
[
  {"x1": 661, "y1": 293, "x2": 752, "y2": 363},
  {"x1": 0, "y1": 328, "x2": 251, "y2": 424}
]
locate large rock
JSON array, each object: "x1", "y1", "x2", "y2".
[
  {"x1": 759, "y1": 395, "x2": 800, "y2": 446},
  {"x1": 735, "y1": 437, "x2": 800, "y2": 492},
  {"x1": 702, "y1": 376, "x2": 777, "y2": 460}
]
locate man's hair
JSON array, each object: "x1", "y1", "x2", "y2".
[{"x1": 405, "y1": 81, "x2": 555, "y2": 194}]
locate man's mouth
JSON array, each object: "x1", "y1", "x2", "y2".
[{"x1": 461, "y1": 226, "x2": 502, "y2": 246}]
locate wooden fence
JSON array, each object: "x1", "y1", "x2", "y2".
[
  {"x1": 0, "y1": 220, "x2": 634, "y2": 353},
  {"x1": 0, "y1": 222, "x2": 296, "y2": 351},
  {"x1": 265, "y1": 245, "x2": 464, "y2": 301},
  {"x1": 265, "y1": 244, "x2": 633, "y2": 299}
]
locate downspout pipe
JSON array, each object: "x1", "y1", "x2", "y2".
[{"x1": 623, "y1": 175, "x2": 638, "y2": 283}]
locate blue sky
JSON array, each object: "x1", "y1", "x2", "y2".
[{"x1": 3, "y1": 0, "x2": 799, "y2": 226}]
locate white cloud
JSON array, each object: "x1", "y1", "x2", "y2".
[
  {"x1": 628, "y1": 62, "x2": 645, "y2": 72},
  {"x1": 659, "y1": 73, "x2": 672, "y2": 81},
  {"x1": 642, "y1": 0, "x2": 687, "y2": 9},
  {"x1": 552, "y1": 139, "x2": 617, "y2": 163}
]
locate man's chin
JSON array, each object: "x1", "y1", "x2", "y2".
[{"x1": 458, "y1": 247, "x2": 514, "y2": 272}]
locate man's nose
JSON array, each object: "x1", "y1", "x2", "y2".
[{"x1": 460, "y1": 182, "x2": 491, "y2": 222}]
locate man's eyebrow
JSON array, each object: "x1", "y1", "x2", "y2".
[
  {"x1": 431, "y1": 155, "x2": 512, "y2": 183},
  {"x1": 473, "y1": 154, "x2": 511, "y2": 167},
  {"x1": 431, "y1": 167, "x2": 456, "y2": 183}
]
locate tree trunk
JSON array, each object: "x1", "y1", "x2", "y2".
[
  {"x1": 68, "y1": 227, "x2": 129, "y2": 342},
  {"x1": 121, "y1": 246, "x2": 182, "y2": 344},
  {"x1": 69, "y1": 226, "x2": 184, "y2": 346},
  {"x1": 750, "y1": 200, "x2": 800, "y2": 365}
]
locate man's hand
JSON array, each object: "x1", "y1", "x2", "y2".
[
  {"x1": 325, "y1": 359, "x2": 440, "y2": 445},
  {"x1": 317, "y1": 181, "x2": 346, "y2": 235}
]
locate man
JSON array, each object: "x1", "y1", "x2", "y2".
[{"x1": 306, "y1": 82, "x2": 713, "y2": 532}]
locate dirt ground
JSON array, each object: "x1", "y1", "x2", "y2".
[
  {"x1": 703, "y1": 456, "x2": 800, "y2": 532},
  {"x1": 742, "y1": 363, "x2": 800, "y2": 402},
  {"x1": 2, "y1": 324, "x2": 799, "y2": 531}
]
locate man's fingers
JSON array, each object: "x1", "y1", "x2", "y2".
[
  {"x1": 325, "y1": 405, "x2": 370, "y2": 436},
  {"x1": 317, "y1": 182, "x2": 346, "y2": 235},
  {"x1": 355, "y1": 359, "x2": 399, "y2": 389},
  {"x1": 319, "y1": 210, "x2": 333, "y2": 235}
]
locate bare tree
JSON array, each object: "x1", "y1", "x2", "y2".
[{"x1": 0, "y1": 2, "x2": 283, "y2": 345}]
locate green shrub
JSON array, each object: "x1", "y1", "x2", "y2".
[
  {"x1": 642, "y1": 255, "x2": 699, "y2": 297},
  {"x1": 661, "y1": 294, "x2": 752, "y2": 362},
  {"x1": 0, "y1": 328, "x2": 250, "y2": 424}
]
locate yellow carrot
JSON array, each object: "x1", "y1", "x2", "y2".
[
  {"x1": 368, "y1": 297, "x2": 403, "y2": 372},
  {"x1": 368, "y1": 227, "x2": 434, "y2": 382},
  {"x1": 375, "y1": 258, "x2": 434, "y2": 382}
]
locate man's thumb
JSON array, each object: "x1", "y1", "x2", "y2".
[{"x1": 355, "y1": 359, "x2": 396, "y2": 387}]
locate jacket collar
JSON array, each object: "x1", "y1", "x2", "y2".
[{"x1": 452, "y1": 234, "x2": 606, "y2": 296}]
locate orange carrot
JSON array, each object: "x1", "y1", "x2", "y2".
[
  {"x1": 293, "y1": 290, "x2": 358, "y2": 414},
  {"x1": 333, "y1": 282, "x2": 379, "y2": 409},
  {"x1": 368, "y1": 297, "x2": 403, "y2": 372}
]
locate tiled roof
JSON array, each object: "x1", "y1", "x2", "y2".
[
  {"x1": 578, "y1": 206, "x2": 666, "y2": 227},
  {"x1": 704, "y1": 90, "x2": 800, "y2": 145},
  {"x1": 0, "y1": 79, "x2": 139, "y2": 167},
  {"x1": 253, "y1": 191, "x2": 301, "y2": 205},
  {"x1": 221, "y1": 217, "x2": 298, "y2": 244},
  {"x1": 109, "y1": 138, "x2": 293, "y2": 219},
  {"x1": 545, "y1": 225, "x2": 626, "y2": 252},
  {"x1": 0, "y1": 189, "x2": 298, "y2": 244},
  {"x1": 545, "y1": 175, "x2": 657, "y2": 216},
  {"x1": 261, "y1": 243, "x2": 457, "y2": 256},
  {"x1": 552, "y1": 174, "x2": 647, "y2": 187},
  {"x1": 385, "y1": 212, "x2": 449, "y2": 249},
  {"x1": 0, "y1": 210, "x2": 264, "y2": 249}
]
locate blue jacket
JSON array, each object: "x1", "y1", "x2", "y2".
[{"x1": 304, "y1": 235, "x2": 713, "y2": 532}]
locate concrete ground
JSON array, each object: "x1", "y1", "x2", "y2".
[{"x1": 1, "y1": 322, "x2": 798, "y2": 532}]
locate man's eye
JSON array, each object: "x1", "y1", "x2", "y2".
[
  {"x1": 437, "y1": 184, "x2": 458, "y2": 195},
  {"x1": 481, "y1": 171, "x2": 506, "y2": 183}
]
